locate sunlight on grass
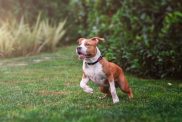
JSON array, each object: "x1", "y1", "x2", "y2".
[{"x1": 0, "y1": 14, "x2": 66, "y2": 57}]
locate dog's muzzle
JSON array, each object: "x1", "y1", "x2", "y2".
[{"x1": 76, "y1": 46, "x2": 86, "y2": 59}]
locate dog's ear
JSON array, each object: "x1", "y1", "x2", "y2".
[
  {"x1": 77, "y1": 38, "x2": 84, "y2": 44},
  {"x1": 90, "y1": 37, "x2": 105, "y2": 44}
]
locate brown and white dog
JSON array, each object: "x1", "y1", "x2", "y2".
[{"x1": 76, "y1": 37, "x2": 133, "y2": 104}]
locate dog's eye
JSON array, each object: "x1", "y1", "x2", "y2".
[{"x1": 85, "y1": 43, "x2": 90, "y2": 46}]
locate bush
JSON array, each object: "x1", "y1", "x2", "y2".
[
  {"x1": 73, "y1": 0, "x2": 182, "y2": 79},
  {"x1": 0, "y1": 15, "x2": 66, "y2": 57}
]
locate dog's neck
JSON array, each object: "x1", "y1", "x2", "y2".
[{"x1": 84, "y1": 47, "x2": 101, "y2": 64}]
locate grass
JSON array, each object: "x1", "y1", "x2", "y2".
[{"x1": 0, "y1": 45, "x2": 181, "y2": 122}]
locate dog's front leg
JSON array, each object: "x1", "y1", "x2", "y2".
[
  {"x1": 80, "y1": 74, "x2": 93, "y2": 94},
  {"x1": 108, "y1": 76, "x2": 119, "y2": 104}
]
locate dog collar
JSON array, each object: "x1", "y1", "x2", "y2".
[{"x1": 86, "y1": 55, "x2": 103, "y2": 65}]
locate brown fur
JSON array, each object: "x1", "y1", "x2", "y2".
[{"x1": 99, "y1": 58, "x2": 133, "y2": 98}]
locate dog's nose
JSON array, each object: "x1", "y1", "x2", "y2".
[{"x1": 77, "y1": 47, "x2": 82, "y2": 50}]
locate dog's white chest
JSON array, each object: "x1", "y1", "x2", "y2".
[{"x1": 83, "y1": 62, "x2": 106, "y2": 85}]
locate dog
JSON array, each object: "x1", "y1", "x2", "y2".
[{"x1": 76, "y1": 37, "x2": 133, "y2": 104}]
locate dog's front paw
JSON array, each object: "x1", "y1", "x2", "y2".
[
  {"x1": 113, "y1": 98, "x2": 119, "y2": 104},
  {"x1": 84, "y1": 87, "x2": 93, "y2": 94}
]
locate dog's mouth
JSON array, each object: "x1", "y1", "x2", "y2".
[
  {"x1": 77, "y1": 51, "x2": 86, "y2": 59},
  {"x1": 77, "y1": 51, "x2": 92, "y2": 60}
]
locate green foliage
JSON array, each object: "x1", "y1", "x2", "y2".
[
  {"x1": 0, "y1": 15, "x2": 66, "y2": 57},
  {"x1": 73, "y1": 0, "x2": 182, "y2": 78},
  {"x1": 0, "y1": 46, "x2": 181, "y2": 121}
]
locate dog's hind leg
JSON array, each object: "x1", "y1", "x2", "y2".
[{"x1": 117, "y1": 74, "x2": 133, "y2": 99}]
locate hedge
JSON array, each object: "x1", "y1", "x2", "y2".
[{"x1": 73, "y1": 0, "x2": 182, "y2": 79}]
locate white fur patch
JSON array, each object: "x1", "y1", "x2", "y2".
[
  {"x1": 82, "y1": 47, "x2": 107, "y2": 86},
  {"x1": 83, "y1": 62, "x2": 107, "y2": 86},
  {"x1": 80, "y1": 77, "x2": 93, "y2": 94},
  {"x1": 109, "y1": 81, "x2": 119, "y2": 103},
  {"x1": 79, "y1": 39, "x2": 87, "y2": 55}
]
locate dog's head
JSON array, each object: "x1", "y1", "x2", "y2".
[{"x1": 76, "y1": 37, "x2": 105, "y2": 60}]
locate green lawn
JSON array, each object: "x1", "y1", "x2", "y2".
[{"x1": 0, "y1": 45, "x2": 181, "y2": 122}]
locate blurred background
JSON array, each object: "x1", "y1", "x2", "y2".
[{"x1": 0, "y1": 0, "x2": 181, "y2": 79}]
